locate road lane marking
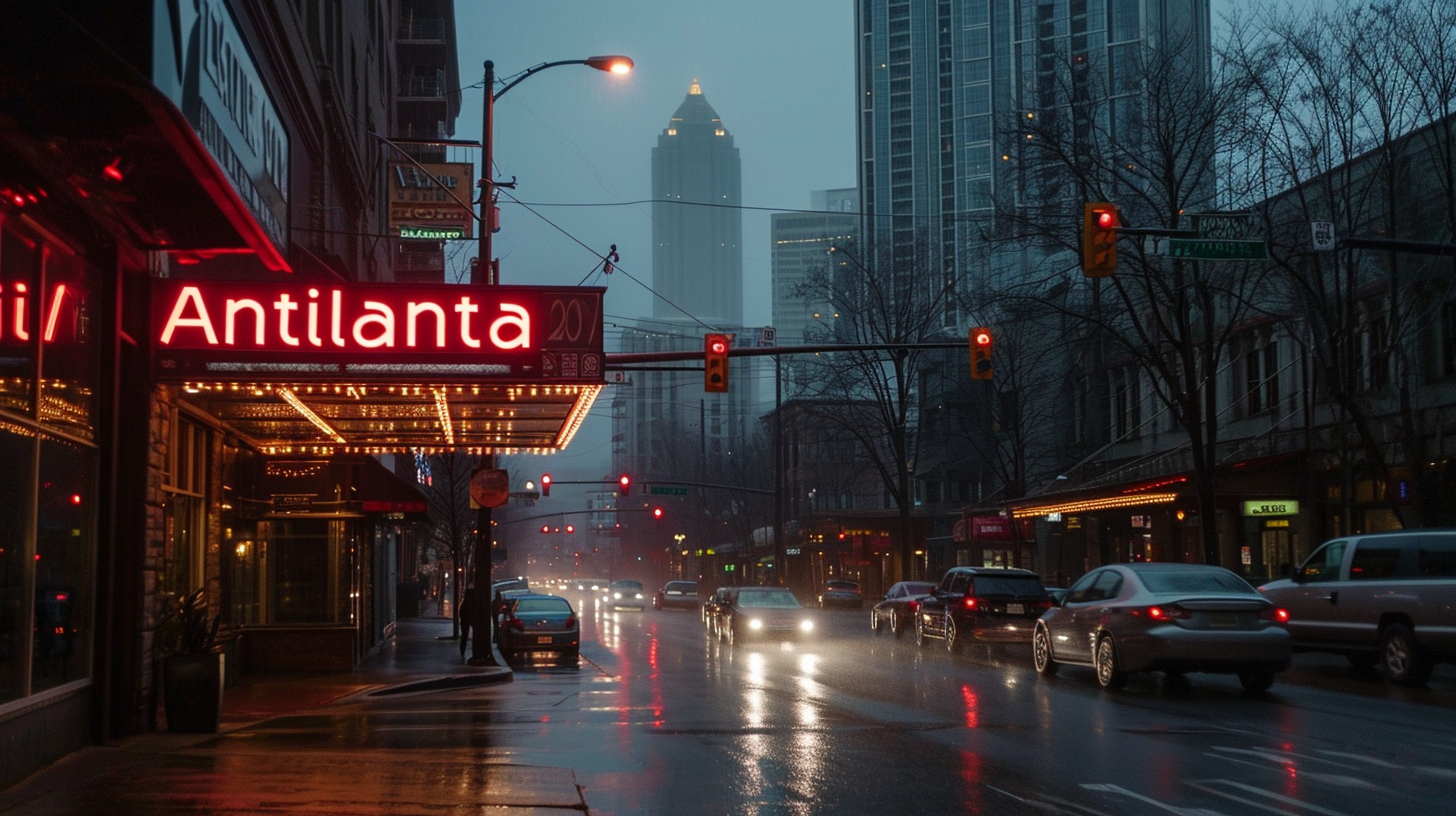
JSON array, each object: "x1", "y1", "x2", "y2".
[
  {"x1": 1186, "y1": 780, "x2": 1350, "y2": 816},
  {"x1": 1081, "y1": 783, "x2": 1228, "y2": 816}
]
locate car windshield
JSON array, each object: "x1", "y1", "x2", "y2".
[
  {"x1": 665, "y1": 582, "x2": 697, "y2": 594},
  {"x1": 826, "y1": 580, "x2": 859, "y2": 590},
  {"x1": 968, "y1": 576, "x2": 1046, "y2": 597},
  {"x1": 736, "y1": 590, "x2": 802, "y2": 609},
  {"x1": 513, "y1": 597, "x2": 572, "y2": 614},
  {"x1": 1138, "y1": 569, "x2": 1256, "y2": 595},
  {"x1": 612, "y1": 581, "x2": 643, "y2": 591}
]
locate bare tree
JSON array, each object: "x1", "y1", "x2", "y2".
[
  {"x1": 794, "y1": 238, "x2": 955, "y2": 582},
  {"x1": 994, "y1": 31, "x2": 1272, "y2": 566},
  {"x1": 416, "y1": 452, "x2": 477, "y2": 635}
]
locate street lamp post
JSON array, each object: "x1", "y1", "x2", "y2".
[{"x1": 467, "y1": 55, "x2": 632, "y2": 666}]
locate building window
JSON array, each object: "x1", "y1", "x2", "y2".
[
  {"x1": 1111, "y1": 368, "x2": 1141, "y2": 440},
  {"x1": 162, "y1": 417, "x2": 209, "y2": 607},
  {"x1": 1244, "y1": 341, "x2": 1279, "y2": 416}
]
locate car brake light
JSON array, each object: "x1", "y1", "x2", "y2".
[
  {"x1": 565, "y1": 615, "x2": 577, "y2": 628},
  {"x1": 1136, "y1": 605, "x2": 1190, "y2": 620},
  {"x1": 907, "y1": 600, "x2": 919, "y2": 612},
  {"x1": 1036, "y1": 599, "x2": 1054, "y2": 610},
  {"x1": 963, "y1": 597, "x2": 978, "y2": 611},
  {"x1": 506, "y1": 617, "x2": 525, "y2": 631},
  {"x1": 1259, "y1": 607, "x2": 1290, "y2": 623}
]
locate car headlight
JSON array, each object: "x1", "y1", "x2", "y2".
[
  {"x1": 799, "y1": 620, "x2": 814, "y2": 632},
  {"x1": 748, "y1": 618, "x2": 764, "y2": 630},
  {"x1": 634, "y1": 593, "x2": 643, "y2": 600},
  {"x1": 613, "y1": 592, "x2": 622, "y2": 599}
]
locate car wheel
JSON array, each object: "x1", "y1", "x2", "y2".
[
  {"x1": 871, "y1": 611, "x2": 884, "y2": 635},
  {"x1": 1095, "y1": 636, "x2": 1127, "y2": 690},
  {"x1": 944, "y1": 617, "x2": 960, "y2": 653},
  {"x1": 1033, "y1": 625, "x2": 1059, "y2": 676},
  {"x1": 1379, "y1": 623, "x2": 1434, "y2": 686},
  {"x1": 915, "y1": 617, "x2": 927, "y2": 648},
  {"x1": 891, "y1": 612, "x2": 905, "y2": 638},
  {"x1": 1238, "y1": 670, "x2": 1275, "y2": 692}
]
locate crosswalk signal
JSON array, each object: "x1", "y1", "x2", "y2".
[
  {"x1": 969, "y1": 327, "x2": 994, "y2": 381},
  {"x1": 704, "y1": 333, "x2": 730, "y2": 393},
  {"x1": 1082, "y1": 202, "x2": 1119, "y2": 277}
]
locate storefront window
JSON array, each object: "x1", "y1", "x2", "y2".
[
  {"x1": 32, "y1": 436, "x2": 94, "y2": 692},
  {"x1": 38, "y1": 247, "x2": 96, "y2": 441},
  {"x1": 0, "y1": 427, "x2": 34, "y2": 703},
  {"x1": 253, "y1": 518, "x2": 349, "y2": 624}
]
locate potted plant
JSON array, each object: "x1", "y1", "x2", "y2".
[{"x1": 160, "y1": 587, "x2": 225, "y2": 733}]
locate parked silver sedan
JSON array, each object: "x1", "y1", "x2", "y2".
[{"x1": 1032, "y1": 563, "x2": 1292, "y2": 691}]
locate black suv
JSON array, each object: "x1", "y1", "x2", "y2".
[{"x1": 915, "y1": 567, "x2": 1053, "y2": 653}]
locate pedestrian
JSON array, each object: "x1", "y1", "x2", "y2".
[{"x1": 459, "y1": 586, "x2": 477, "y2": 660}]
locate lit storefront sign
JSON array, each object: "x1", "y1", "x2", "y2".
[
  {"x1": 151, "y1": 280, "x2": 605, "y2": 382},
  {"x1": 1242, "y1": 500, "x2": 1299, "y2": 517},
  {"x1": 388, "y1": 162, "x2": 474, "y2": 240}
]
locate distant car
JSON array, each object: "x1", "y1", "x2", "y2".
[
  {"x1": 654, "y1": 580, "x2": 700, "y2": 610},
  {"x1": 607, "y1": 579, "x2": 646, "y2": 610},
  {"x1": 818, "y1": 579, "x2": 864, "y2": 609},
  {"x1": 497, "y1": 592, "x2": 579, "y2": 662},
  {"x1": 1034, "y1": 563, "x2": 1292, "y2": 692},
  {"x1": 871, "y1": 581, "x2": 937, "y2": 637},
  {"x1": 916, "y1": 567, "x2": 1054, "y2": 652},
  {"x1": 702, "y1": 586, "x2": 737, "y2": 632},
  {"x1": 574, "y1": 577, "x2": 611, "y2": 593},
  {"x1": 716, "y1": 586, "x2": 814, "y2": 644},
  {"x1": 1258, "y1": 529, "x2": 1456, "y2": 685}
]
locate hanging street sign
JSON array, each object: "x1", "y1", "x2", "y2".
[{"x1": 1167, "y1": 237, "x2": 1269, "y2": 261}]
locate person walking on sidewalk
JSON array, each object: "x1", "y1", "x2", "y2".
[{"x1": 458, "y1": 587, "x2": 477, "y2": 661}]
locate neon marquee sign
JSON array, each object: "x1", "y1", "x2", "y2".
[{"x1": 151, "y1": 279, "x2": 604, "y2": 382}]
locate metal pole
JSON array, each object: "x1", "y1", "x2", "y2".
[
  {"x1": 773, "y1": 355, "x2": 784, "y2": 586},
  {"x1": 469, "y1": 60, "x2": 500, "y2": 666}
]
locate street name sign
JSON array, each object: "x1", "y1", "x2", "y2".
[{"x1": 1167, "y1": 238, "x2": 1268, "y2": 261}]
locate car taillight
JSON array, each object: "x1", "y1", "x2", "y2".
[
  {"x1": 963, "y1": 597, "x2": 978, "y2": 611},
  {"x1": 1134, "y1": 605, "x2": 1190, "y2": 620},
  {"x1": 506, "y1": 616, "x2": 525, "y2": 631},
  {"x1": 1259, "y1": 607, "x2": 1290, "y2": 623},
  {"x1": 907, "y1": 600, "x2": 919, "y2": 612},
  {"x1": 1036, "y1": 599, "x2": 1055, "y2": 610},
  {"x1": 565, "y1": 615, "x2": 577, "y2": 628}
]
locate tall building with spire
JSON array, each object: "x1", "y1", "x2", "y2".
[
  {"x1": 651, "y1": 80, "x2": 743, "y2": 325},
  {"x1": 612, "y1": 83, "x2": 756, "y2": 556}
]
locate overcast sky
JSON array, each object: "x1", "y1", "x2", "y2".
[{"x1": 452, "y1": 1, "x2": 1285, "y2": 481}]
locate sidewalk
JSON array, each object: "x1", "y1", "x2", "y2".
[{"x1": 218, "y1": 614, "x2": 512, "y2": 725}]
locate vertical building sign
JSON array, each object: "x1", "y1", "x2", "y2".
[{"x1": 152, "y1": 0, "x2": 290, "y2": 255}]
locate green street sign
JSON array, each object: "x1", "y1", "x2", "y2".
[
  {"x1": 650, "y1": 486, "x2": 689, "y2": 496},
  {"x1": 1167, "y1": 238, "x2": 1268, "y2": 261}
]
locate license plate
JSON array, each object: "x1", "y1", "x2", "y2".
[
  {"x1": 1007, "y1": 603, "x2": 1024, "y2": 615},
  {"x1": 1207, "y1": 613, "x2": 1238, "y2": 628},
  {"x1": 536, "y1": 636, "x2": 553, "y2": 644}
]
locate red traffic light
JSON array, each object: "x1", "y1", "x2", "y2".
[
  {"x1": 704, "y1": 333, "x2": 730, "y2": 393},
  {"x1": 1082, "y1": 202, "x2": 1120, "y2": 277},
  {"x1": 969, "y1": 327, "x2": 993, "y2": 381},
  {"x1": 540, "y1": 473, "x2": 551, "y2": 496},
  {"x1": 652, "y1": 507, "x2": 664, "y2": 519},
  {"x1": 541, "y1": 525, "x2": 551, "y2": 534},
  {"x1": 565, "y1": 524, "x2": 575, "y2": 534},
  {"x1": 619, "y1": 474, "x2": 631, "y2": 495},
  {"x1": 972, "y1": 329, "x2": 991, "y2": 347}
]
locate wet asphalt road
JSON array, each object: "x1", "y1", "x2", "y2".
[{"x1": 6, "y1": 591, "x2": 1456, "y2": 815}]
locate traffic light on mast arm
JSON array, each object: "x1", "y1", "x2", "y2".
[
  {"x1": 619, "y1": 474, "x2": 631, "y2": 495},
  {"x1": 540, "y1": 474, "x2": 551, "y2": 497},
  {"x1": 969, "y1": 327, "x2": 994, "y2": 381},
  {"x1": 704, "y1": 333, "x2": 730, "y2": 393},
  {"x1": 1082, "y1": 202, "x2": 1120, "y2": 277}
]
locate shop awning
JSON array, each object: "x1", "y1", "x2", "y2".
[
  {"x1": 182, "y1": 381, "x2": 601, "y2": 456},
  {"x1": 255, "y1": 455, "x2": 428, "y2": 517}
]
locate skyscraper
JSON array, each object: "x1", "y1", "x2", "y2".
[
  {"x1": 855, "y1": 0, "x2": 1212, "y2": 305},
  {"x1": 651, "y1": 80, "x2": 743, "y2": 325}
]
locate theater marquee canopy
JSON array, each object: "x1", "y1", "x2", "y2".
[{"x1": 151, "y1": 279, "x2": 606, "y2": 455}]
